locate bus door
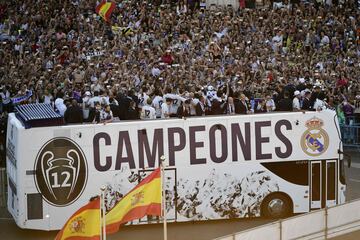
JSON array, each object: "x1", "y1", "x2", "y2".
[{"x1": 310, "y1": 160, "x2": 337, "y2": 210}]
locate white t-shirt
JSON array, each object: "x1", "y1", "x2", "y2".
[
  {"x1": 46, "y1": 60, "x2": 53, "y2": 70},
  {"x1": 152, "y1": 95, "x2": 164, "y2": 118},
  {"x1": 206, "y1": 90, "x2": 217, "y2": 107},
  {"x1": 265, "y1": 99, "x2": 276, "y2": 112},
  {"x1": 100, "y1": 96, "x2": 110, "y2": 106},
  {"x1": 151, "y1": 67, "x2": 161, "y2": 77},
  {"x1": 43, "y1": 95, "x2": 53, "y2": 105},
  {"x1": 313, "y1": 99, "x2": 326, "y2": 111},
  {"x1": 272, "y1": 35, "x2": 283, "y2": 50},
  {"x1": 321, "y1": 35, "x2": 330, "y2": 45},
  {"x1": 292, "y1": 97, "x2": 301, "y2": 111},
  {"x1": 54, "y1": 98, "x2": 67, "y2": 116},
  {"x1": 161, "y1": 103, "x2": 172, "y2": 119},
  {"x1": 141, "y1": 105, "x2": 156, "y2": 119},
  {"x1": 0, "y1": 91, "x2": 11, "y2": 104},
  {"x1": 100, "y1": 110, "x2": 113, "y2": 121},
  {"x1": 190, "y1": 98, "x2": 199, "y2": 116},
  {"x1": 163, "y1": 93, "x2": 185, "y2": 115},
  {"x1": 138, "y1": 93, "x2": 149, "y2": 108},
  {"x1": 91, "y1": 83, "x2": 102, "y2": 92},
  {"x1": 88, "y1": 96, "x2": 101, "y2": 108}
]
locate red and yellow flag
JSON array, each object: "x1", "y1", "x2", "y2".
[
  {"x1": 105, "y1": 168, "x2": 162, "y2": 234},
  {"x1": 95, "y1": 0, "x2": 116, "y2": 22},
  {"x1": 55, "y1": 198, "x2": 101, "y2": 240}
]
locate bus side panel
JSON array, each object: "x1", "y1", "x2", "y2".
[
  {"x1": 6, "y1": 114, "x2": 21, "y2": 226},
  {"x1": 9, "y1": 110, "x2": 342, "y2": 230}
]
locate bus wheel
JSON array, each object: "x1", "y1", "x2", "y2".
[{"x1": 261, "y1": 193, "x2": 292, "y2": 218}]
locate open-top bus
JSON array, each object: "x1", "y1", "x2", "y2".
[{"x1": 6, "y1": 109, "x2": 345, "y2": 230}]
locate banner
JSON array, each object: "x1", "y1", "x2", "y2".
[{"x1": 11, "y1": 90, "x2": 32, "y2": 104}]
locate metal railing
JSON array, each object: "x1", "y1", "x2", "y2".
[
  {"x1": 340, "y1": 119, "x2": 360, "y2": 148},
  {"x1": 214, "y1": 198, "x2": 360, "y2": 240}
]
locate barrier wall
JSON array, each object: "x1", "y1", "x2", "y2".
[{"x1": 214, "y1": 198, "x2": 360, "y2": 240}]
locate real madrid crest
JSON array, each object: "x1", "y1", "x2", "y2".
[{"x1": 301, "y1": 117, "x2": 329, "y2": 156}]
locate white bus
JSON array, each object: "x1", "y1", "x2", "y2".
[{"x1": 6, "y1": 110, "x2": 345, "y2": 230}]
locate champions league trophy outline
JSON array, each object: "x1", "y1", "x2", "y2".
[{"x1": 41, "y1": 149, "x2": 81, "y2": 200}]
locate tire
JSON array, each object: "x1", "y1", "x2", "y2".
[{"x1": 261, "y1": 193, "x2": 292, "y2": 218}]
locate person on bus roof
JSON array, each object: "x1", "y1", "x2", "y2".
[{"x1": 64, "y1": 99, "x2": 83, "y2": 124}]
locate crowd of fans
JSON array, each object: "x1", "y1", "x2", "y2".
[{"x1": 0, "y1": 0, "x2": 359, "y2": 132}]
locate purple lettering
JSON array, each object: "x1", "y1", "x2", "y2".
[
  {"x1": 138, "y1": 129, "x2": 164, "y2": 168},
  {"x1": 255, "y1": 121, "x2": 272, "y2": 160},
  {"x1": 189, "y1": 126, "x2": 206, "y2": 164},
  {"x1": 231, "y1": 122, "x2": 251, "y2": 161},
  {"x1": 115, "y1": 131, "x2": 135, "y2": 169},
  {"x1": 93, "y1": 132, "x2": 112, "y2": 171},
  {"x1": 168, "y1": 128, "x2": 186, "y2": 166},
  {"x1": 209, "y1": 124, "x2": 228, "y2": 163}
]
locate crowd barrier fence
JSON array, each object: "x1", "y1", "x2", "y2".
[
  {"x1": 214, "y1": 198, "x2": 360, "y2": 240},
  {"x1": 340, "y1": 123, "x2": 360, "y2": 148}
]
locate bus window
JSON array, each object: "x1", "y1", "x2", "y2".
[
  {"x1": 312, "y1": 163, "x2": 321, "y2": 201},
  {"x1": 27, "y1": 193, "x2": 43, "y2": 220},
  {"x1": 327, "y1": 162, "x2": 336, "y2": 200},
  {"x1": 261, "y1": 161, "x2": 308, "y2": 186}
]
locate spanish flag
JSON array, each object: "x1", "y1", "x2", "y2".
[
  {"x1": 95, "y1": 0, "x2": 116, "y2": 22},
  {"x1": 105, "y1": 168, "x2": 162, "y2": 234},
  {"x1": 55, "y1": 198, "x2": 101, "y2": 240}
]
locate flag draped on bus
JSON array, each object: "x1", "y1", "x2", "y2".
[
  {"x1": 95, "y1": 0, "x2": 116, "y2": 22},
  {"x1": 55, "y1": 198, "x2": 101, "y2": 240},
  {"x1": 105, "y1": 168, "x2": 162, "y2": 234}
]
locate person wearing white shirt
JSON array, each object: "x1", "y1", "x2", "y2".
[
  {"x1": 206, "y1": 86, "x2": 217, "y2": 107},
  {"x1": 55, "y1": 97, "x2": 67, "y2": 116},
  {"x1": 151, "y1": 66, "x2": 161, "y2": 77},
  {"x1": 265, "y1": 95, "x2": 276, "y2": 112},
  {"x1": 138, "y1": 90, "x2": 149, "y2": 109},
  {"x1": 0, "y1": 86, "x2": 11, "y2": 112},
  {"x1": 88, "y1": 91, "x2": 101, "y2": 108},
  {"x1": 313, "y1": 93, "x2": 327, "y2": 111},
  {"x1": 100, "y1": 105, "x2": 113, "y2": 124},
  {"x1": 292, "y1": 90, "x2": 301, "y2": 111},
  {"x1": 141, "y1": 98, "x2": 156, "y2": 120},
  {"x1": 190, "y1": 95, "x2": 199, "y2": 116},
  {"x1": 0, "y1": 88, "x2": 11, "y2": 105},
  {"x1": 91, "y1": 82, "x2": 102, "y2": 92},
  {"x1": 42, "y1": 89, "x2": 53, "y2": 105},
  {"x1": 272, "y1": 31, "x2": 283, "y2": 52},
  {"x1": 152, "y1": 91, "x2": 164, "y2": 118},
  {"x1": 163, "y1": 93, "x2": 185, "y2": 116},
  {"x1": 100, "y1": 92, "x2": 110, "y2": 106},
  {"x1": 161, "y1": 98, "x2": 172, "y2": 119},
  {"x1": 320, "y1": 32, "x2": 330, "y2": 46},
  {"x1": 313, "y1": 99, "x2": 326, "y2": 111},
  {"x1": 176, "y1": 0, "x2": 187, "y2": 15},
  {"x1": 82, "y1": 91, "x2": 92, "y2": 120},
  {"x1": 45, "y1": 59, "x2": 54, "y2": 70}
]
